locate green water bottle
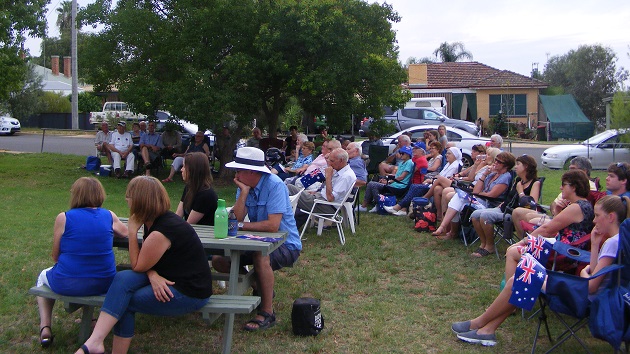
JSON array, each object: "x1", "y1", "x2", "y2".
[{"x1": 214, "y1": 199, "x2": 228, "y2": 239}]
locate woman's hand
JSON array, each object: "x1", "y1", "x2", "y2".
[
  {"x1": 580, "y1": 265, "x2": 591, "y2": 278},
  {"x1": 127, "y1": 216, "x2": 143, "y2": 238},
  {"x1": 148, "y1": 270, "x2": 175, "y2": 302}
]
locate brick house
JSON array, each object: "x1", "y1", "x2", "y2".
[{"x1": 406, "y1": 63, "x2": 547, "y2": 131}]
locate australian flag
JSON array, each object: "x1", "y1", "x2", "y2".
[
  {"x1": 509, "y1": 253, "x2": 547, "y2": 311},
  {"x1": 523, "y1": 234, "x2": 554, "y2": 265},
  {"x1": 299, "y1": 168, "x2": 325, "y2": 189}
]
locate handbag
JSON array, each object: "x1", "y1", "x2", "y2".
[
  {"x1": 85, "y1": 156, "x2": 101, "y2": 171},
  {"x1": 292, "y1": 297, "x2": 324, "y2": 336}
]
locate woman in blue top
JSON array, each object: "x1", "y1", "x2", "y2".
[
  {"x1": 360, "y1": 145, "x2": 415, "y2": 212},
  {"x1": 433, "y1": 152, "x2": 515, "y2": 239},
  {"x1": 36, "y1": 177, "x2": 128, "y2": 348}
]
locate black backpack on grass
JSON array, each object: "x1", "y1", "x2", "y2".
[{"x1": 292, "y1": 297, "x2": 324, "y2": 336}]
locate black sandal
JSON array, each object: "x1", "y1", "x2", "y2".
[
  {"x1": 39, "y1": 326, "x2": 54, "y2": 348},
  {"x1": 243, "y1": 310, "x2": 276, "y2": 331}
]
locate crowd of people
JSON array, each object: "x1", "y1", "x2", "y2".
[{"x1": 36, "y1": 125, "x2": 629, "y2": 352}]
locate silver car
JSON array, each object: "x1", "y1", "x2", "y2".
[
  {"x1": 361, "y1": 107, "x2": 479, "y2": 136},
  {"x1": 541, "y1": 129, "x2": 629, "y2": 169}
]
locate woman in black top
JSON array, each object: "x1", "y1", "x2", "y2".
[
  {"x1": 175, "y1": 152, "x2": 218, "y2": 225},
  {"x1": 77, "y1": 176, "x2": 212, "y2": 354}
]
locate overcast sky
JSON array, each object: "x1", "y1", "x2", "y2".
[{"x1": 26, "y1": 0, "x2": 630, "y2": 82}]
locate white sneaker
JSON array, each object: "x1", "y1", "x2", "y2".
[
  {"x1": 393, "y1": 210, "x2": 407, "y2": 216},
  {"x1": 383, "y1": 205, "x2": 397, "y2": 214},
  {"x1": 358, "y1": 205, "x2": 369, "y2": 212},
  {"x1": 368, "y1": 206, "x2": 378, "y2": 213}
]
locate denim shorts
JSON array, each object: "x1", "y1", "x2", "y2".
[{"x1": 241, "y1": 244, "x2": 300, "y2": 271}]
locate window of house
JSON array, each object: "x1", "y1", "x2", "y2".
[{"x1": 489, "y1": 94, "x2": 526, "y2": 116}]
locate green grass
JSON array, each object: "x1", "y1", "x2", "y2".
[{"x1": 0, "y1": 153, "x2": 611, "y2": 353}]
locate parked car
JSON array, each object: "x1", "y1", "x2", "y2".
[
  {"x1": 382, "y1": 125, "x2": 490, "y2": 168},
  {"x1": 0, "y1": 115, "x2": 21, "y2": 135},
  {"x1": 155, "y1": 111, "x2": 215, "y2": 151},
  {"x1": 360, "y1": 107, "x2": 479, "y2": 136},
  {"x1": 541, "y1": 129, "x2": 629, "y2": 169},
  {"x1": 89, "y1": 101, "x2": 146, "y2": 125}
]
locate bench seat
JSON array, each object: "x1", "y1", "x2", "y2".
[{"x1": 29, "y1": 285, "x2": 259, "y2": 353}]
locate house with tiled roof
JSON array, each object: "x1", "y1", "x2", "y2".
[{"x1": 407, "y1": 62, "x2": 547, "y2": 131}]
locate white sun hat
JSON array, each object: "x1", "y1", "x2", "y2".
[{"x1": 225, "y1": 147, "x2": 271, "y2": 174}]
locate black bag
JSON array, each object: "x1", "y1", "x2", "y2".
[{"x1": 292, "y1": 297, "x2": 324, "y2": 336}]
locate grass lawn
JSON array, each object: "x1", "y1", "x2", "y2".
[{"x1": 0, "y1": 152, "x2": 612, "y2": 353}]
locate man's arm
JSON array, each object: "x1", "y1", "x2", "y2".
[{"x1": 241, "y1": 213, "x2": 282, "y2": 233}]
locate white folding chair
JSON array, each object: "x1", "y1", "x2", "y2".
[
  {"x1": 299, "y1": 185, "x2": 357, "y2": 245},
  {"x1": 341, "y1": 186, "x2": 359, "y2": 234},
  {"x1": 288, "y1": 187, "x2": 304, "y2": 214}
]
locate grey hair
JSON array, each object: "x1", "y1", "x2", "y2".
[
  {"x1": 348, "y1": 142, "x2": 361, "y2": 153},
  {"x1": 399, "y1": 134, "x2": 411, "y2": 144},
  {"x1": 332, "y1": 148, "x2": 349, "y2": 163},
  {"x1": 297, "y1": 133, "x2": 308, "y2": 143},
  {"x1": 571, "y1": 156, "x2": 592, "y2": 176},
  {"x1": 490, "y1": 134, "x2": 503, "y2": 146},
  {"x1": 327, "y1": 139, "x2": 342, "y2": 150}
]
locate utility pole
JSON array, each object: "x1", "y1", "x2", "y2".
[{"x1": 71, "y1": 0, "x2": 79, "y2": 130}]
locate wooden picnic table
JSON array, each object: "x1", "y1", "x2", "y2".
[{"x1": 114, "y1": 218, "x2": 287, "y2": 353}]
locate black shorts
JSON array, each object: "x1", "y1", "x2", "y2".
[{"x1": 241, "y1": 244, "x2": 300, "y2": 271}]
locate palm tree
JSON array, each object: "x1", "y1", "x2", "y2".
[
  {"x1": 56, "y1": 1, "x2": 73, "y2": 37},
  {"x1": 433, "y1": 42, "x2": 473, "y2": 62}
]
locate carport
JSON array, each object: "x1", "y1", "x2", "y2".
[{"x1": 538, "y1": 94, "x2": 594, "y2": 140}]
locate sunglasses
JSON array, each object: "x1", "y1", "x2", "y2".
[
  {"x1": 617, "y1": 162, "x2": 628, "y2": 174},
  {"x1": 495, "y1": 160, "x2": 505, "y2": 165}
]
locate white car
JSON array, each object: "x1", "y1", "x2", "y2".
[
  {"x1": 541, "y1": 129, "x2": 629, "y2": 169},
  {"x1": 0, "y1": 115, "x2": 21, "y2": 135},
  {"x1": 155, "y1": 111, "x2": 215, "y2": 147},
  {"x1": 382, "y1": 125, "x2": 490, "y2": 167}
]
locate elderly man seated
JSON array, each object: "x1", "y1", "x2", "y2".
[
  {"x1": 378, "y1": 134, "x2": 411, "y2": 176},
  {"x1": 345, "y1": 142, "x2": 368, "y2": 187},
  {"x1": 160, "y1": 122, "x2": 182, "y2": 161},
  {"x1": 284, "y1": 139, "x2": 342, "y2": 190},
  {"x1": 107, "y1": 121, "x2": 135, "y2": 178},
  {"x1": 95, "y1": 122, "x2": 113, "y2": 165},
  {"x1": 139, "y1": 121, "x2": 164, "y2": 176},
  {"x1": 288, "y1": 147, "x2": 356, "y2": 229}
]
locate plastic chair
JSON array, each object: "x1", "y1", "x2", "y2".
[
  {"x1": 341, "y1": 186, "x2": 360, "y2": 234},
  {"x1": 288, "y1": 187, "x2": 304, "y2": 214},
  {"x1": 530, "y1": 219, "x2": 630, "y2": 353},
  {"x1": 299, "y1": 185, "x2": 357, "y2": 245}
]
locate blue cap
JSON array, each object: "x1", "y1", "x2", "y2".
[
  {"x1": 413, "y1": 142, "x2": 426, "y2": 150},
  {"x1": 398, "y1": 145, "x2": 413, "y2": 157}
]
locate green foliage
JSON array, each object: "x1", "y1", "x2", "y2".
[
  {"x1": 611, "y1": 90, "x2": 630, "y2": 144},
  {"x1": 543, "y1": 45, "x2": 629, "y2": 125},
  {"x1": 368, "y1": 118, "x2": 396, "y2": 138},
  {"x1": 74, "y1": 92, "x2": 102, "y2": 113},
  {"x1": 279, "y1": 97, "x2": 304, "y2": 133},
  {"x1": 433, "y1": 41, "x2": 473, "y2": 62},
  {"x1": 489, "y1": 112, "x2": 508, "y2": 136},
  {"x1": 40, "y1": 92, "x2": 71, "y2": 113},
  {"x1": 7, "y1": 64, "x2": 44, "y2": 121}
]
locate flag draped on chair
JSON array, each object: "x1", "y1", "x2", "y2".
[
  {"x1": 509, "y1": 253, "x2": 547, "y2": 311},
  {"x1": 299, "y1": 169, "x2": 325, "y2": 189}
]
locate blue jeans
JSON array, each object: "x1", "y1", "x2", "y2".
[
  {"x1": 399, "y1": 184, "x2": 431, "y2": 209},
  {"x1": 101, "y1": 270, "x2": 209, "y2": 338}
]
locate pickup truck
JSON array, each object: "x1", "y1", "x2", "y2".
[
  {"x1": 89, "y1": 102, "x2": 146, "y2": 125},
  {"x1": 360, "y1": 107, "x2": 479, "y2": 136}
]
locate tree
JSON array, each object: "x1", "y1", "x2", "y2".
[
  {"x1": 7, "y1": 63, "x2": 44, "y2": 121},
  {"x1": 74, "y1": 92, "x2": 102, "y2": 113},
  {"x1": 40, "y1": 92, "x2": 71, "y2": 113},
  {"x1": 543, "y1": 45, "x2": 629, "y2": 126},
  {"x1": 80, "y1": 0, "x2": 408, "y2": 178},
  {"x1": 433, "y1": 41, "x2": 473, "y2": 62},
  {"x1": 0, "y1": 0, "x2": 48, "y2": 104},
  {"x1": 56, "y1": 1, "x2": 73, "y2": 37},
  {"x1": 611, "y1": 90, "x2": 630, "y2": 144}
]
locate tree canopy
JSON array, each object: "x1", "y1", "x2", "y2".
[
  {"x1": 543, "y1": 44, "x2": 628, "y2": 126},
  {"x1": 79, "y1": 0, "x2": 409, "y2": 176},
  {"x1": 0, "y1": 0, "x2": 49, "y2": 105}
]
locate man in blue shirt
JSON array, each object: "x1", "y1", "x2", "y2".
[
  {"x1": 139, "y1": 121, "x2": 163, "y2": 176},
  {"x1": 606, "y1": 162, "x2": 630, "y2": 198},
  {"x1": 346, "y1": 142, "x2": 367, "y2": 187},
  {"x1": 213, "y1": 147, "x2": 301, "y2": 331}
]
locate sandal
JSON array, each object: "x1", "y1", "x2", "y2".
[
  {"x1": 39, "y1": 326, "x2": 54, "y2": 348},
  {"x1": 78, "y1": 344, "x2": 105, "y2": 354},
  {"x1": 161, "y1": 178, "x2": 173, "y2": 183},
  {"x1": 243, "y1": 310, "x2": 276, "y2": 331},
  {"x1": 472, "y1": 248, "x2": 492, "y2": 258}
]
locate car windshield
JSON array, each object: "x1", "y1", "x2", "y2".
[{"x1": 581, "y1": 130, "x2": 615, "y2": 144}]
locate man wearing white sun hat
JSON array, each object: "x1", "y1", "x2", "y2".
[{"x1": 212, "y1": 147, "x2": 301, "y2": 331}]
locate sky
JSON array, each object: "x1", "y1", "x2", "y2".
[{"x1": 25, "y1": 0, "x2": 630, "y2": 82}]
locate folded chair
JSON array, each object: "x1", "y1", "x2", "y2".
[
  {"x1": 531, "y1": 219, "x2": 630, "y2": 353},
  {"x1": 365, "y1": 145, "x2": 390, "y2": 180},
  {"x1": 299, "y1": 185, "x2": 357, "y2": 245}
]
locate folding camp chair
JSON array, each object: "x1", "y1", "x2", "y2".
[
  {"x1": 531, "y1": 219, "x2": 630, "y2": 353},
  {"x1": 299, "y1": 185, "x2": 357, "y2": 245},
  {"x1": 365, "y1": 145, "x2": 390, "y2": 180}
]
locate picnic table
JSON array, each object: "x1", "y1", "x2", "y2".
[{"x1": 114, "y1": 219, "x2": 287, "y2": 353}]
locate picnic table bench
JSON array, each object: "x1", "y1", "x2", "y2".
[{"x1": 29, "y1": 285, "x2": 259, "y2": 353}]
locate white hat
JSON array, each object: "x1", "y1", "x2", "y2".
[{"x1": 225, "y1": 147, "x2": 271, "y2": 174}]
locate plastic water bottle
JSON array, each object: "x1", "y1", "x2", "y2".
[
  {"x1": 228, "y1": 209, "x2": 238, "y2": 236},
  {"x1": 214, "y1": 199, "x2": 228, "y2": 239}
]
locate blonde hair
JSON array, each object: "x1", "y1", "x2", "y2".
[
  {"x1": 486, "y1": 147, "x2": 500, "y2": 163},
  {"x1": 126, "y1": 176, "x2": 170, "y2": 222},
  {"x1": 302, "y1": 141, "x2": 315, "y2": 151},
  {"x1": 70, "y1": 177, "x2": 106, "y2": 209},
  {"x1": 596, "y1": 195, "x2": 630, "y2": 223}
]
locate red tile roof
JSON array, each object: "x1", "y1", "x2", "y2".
[{"x1": 410, "y1": 62, "x2": 547, "y2": 89}]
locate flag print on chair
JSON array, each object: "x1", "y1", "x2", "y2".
[{"x1": 509, "y1": 253, "x2": 547, "y2": 311}]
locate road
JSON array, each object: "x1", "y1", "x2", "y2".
[{"x1": 1, "y1": 133, "x2": 552, "y2": 167}]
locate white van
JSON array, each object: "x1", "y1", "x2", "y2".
[{"x1": 405, "y1": 97, "x2": 447, "y2": 115}]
